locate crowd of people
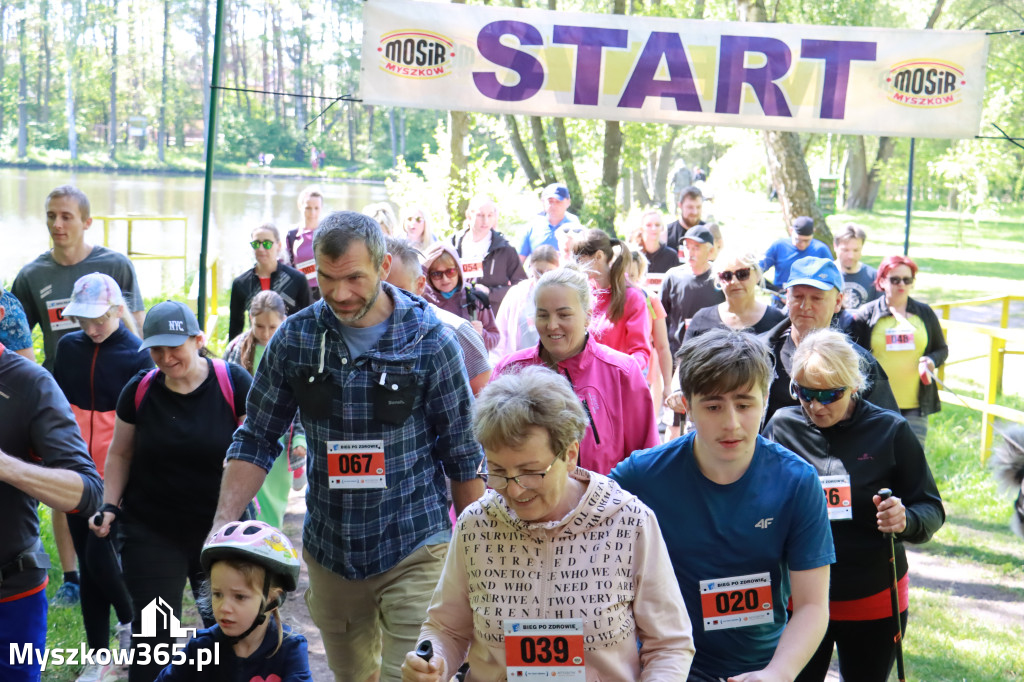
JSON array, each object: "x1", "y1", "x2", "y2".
[{"x1": 0, "y1": 180, "x2": 967, "y2": 682}]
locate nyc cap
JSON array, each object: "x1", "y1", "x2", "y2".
[
  {"x1": 140, "y1": 300, "x2": 201, "y2": 350},
  {"x1": 64, "y1": 272, "x2": 125, "y2": 319},
  {"x1": 786, "y1": 256, "x2": 843, "y2": 291},
  {"x1": 541, "y1": 183, "x2": 570, "y2": 201}
]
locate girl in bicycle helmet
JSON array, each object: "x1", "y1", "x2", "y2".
[{"x1": 156, "y1": 521, "x2": 311, "y2": 681}]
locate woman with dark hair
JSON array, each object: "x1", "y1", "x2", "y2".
[
  {"x1": 849, "y1": 255, "x2": 948, "y2": 445},
  {"x1": 92, "y1": 301, "x2": 253, "y2": 682},
  {"x1": 572, "y1": 229, "x2": 652, "y2": 374},
  {"x1": 228, "y1": 223, "x2": 310, "y2": 340},
  {"x1": 763, "y1": 329, "x2": 944, "y2": 681}
]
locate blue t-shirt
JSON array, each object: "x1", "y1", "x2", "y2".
[
  {"x1": 519, "y1": 215, "x2": 575, "y2": 257},
  {"x1": 338, "y1": 319, "x2": 389, "y2": 360},
  {"x1": 0, "y1": 291, "x2": 33, "y2": 351},
  {"x1": 760, "y1": 238, "x2": 833, "y2": 301},
  {"x1": 610, "y1": 432, "x2": 834, "y2": 679}
]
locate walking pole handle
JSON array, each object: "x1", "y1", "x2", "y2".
[{"x1": 415, "y1": 640, "x2": 434, "y2": 663}]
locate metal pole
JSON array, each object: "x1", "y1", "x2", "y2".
[
  {"x1": 197, "y1": 0, "x2": 227, "y2": 329},
  {"x1": 903, "y1": 137, "x2": 915, "y2": 257}
]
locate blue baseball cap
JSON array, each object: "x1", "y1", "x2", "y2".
[
  {"x1": 541, "y1": 183, "x2": 570, "y2": 201},
  {"x1": 785, "y1": 256, "x2": 843, "y2": 291}
]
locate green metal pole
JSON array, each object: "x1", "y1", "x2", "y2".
[{"x1": 197, "y1": 0, "x2": 227, "y2": 329}]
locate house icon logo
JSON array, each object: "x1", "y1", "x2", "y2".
[{"x1": 135, "y1": 597, "x2": 197, "y2": 639}]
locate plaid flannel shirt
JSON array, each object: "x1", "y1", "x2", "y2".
[{"x1": 227, "y1": 283, "x2": 483, "y2": 579}]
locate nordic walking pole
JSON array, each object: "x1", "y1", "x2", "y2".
[{"x1": 878, "y1": 488, "x2": 906, "y2": 682}]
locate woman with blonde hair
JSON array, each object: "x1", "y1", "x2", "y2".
[
  {"x1": 684, "y1": 249, "x2": 785, "y2": 342},
  {"x1": 763, "y1": 329, "x2": 944, "y2": 682},
  {"x1": 401, "y1": 205, "x2": 435, "y2": 252}
]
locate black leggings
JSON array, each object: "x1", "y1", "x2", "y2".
[
  {"x1": 66, "y1": 513, "x2": 135, "y2": 650},
  {"x1": 120, "y1": 518, "x2": 216, "y2": 682},
  {"x1": 796, "y1": 610, "x2": 909, "y2": 682}
]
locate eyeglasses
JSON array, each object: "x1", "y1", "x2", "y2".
[
  {"x1": 888, "y1": 276, "x2": 914, "y2": 286},
  {"x1": 250, "y1": 239, "x2": 275, "y2": 250},
  {"x1": 487, "y1": 455, "x2": 560, "y2": 490},
  {"x1": 406, "y1": 216, "x2": 424, "y2": 223},
  {"x1": 717, "y1": 268, "x2": 752, "y2": 283},
  {"x1": 428, "y1": 267, "x2": 459, "y2": 281},
  {"x1": 792, "y1": 382, "x2": 848, "y2": 405}
]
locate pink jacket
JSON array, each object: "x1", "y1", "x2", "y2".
[
  {"x1": 590, "y1": 285, "x2": 652, "y2": 374},
  {"x1": 419, "y1": 469, "x2": 694, "y2": 681},
  {"x1": 493, "y1": 335, "x2": 659, "y2": 475}
]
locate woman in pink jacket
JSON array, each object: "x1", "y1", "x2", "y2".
[
  {"x1": 492, "y1": 265, "x2": 659, "y2": 475},
  {"x1": 402, "y1": 366, "x2": 693, "y2": 682},
  {"x1": 572, "y1": 229, "x2": 653, "y2": 374}
]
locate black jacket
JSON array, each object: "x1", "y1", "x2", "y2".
[
  {"x1": 451, "y1": 228, "x2": 527, "y2": 311},
  {"x1": 849, "y1": 296, "x2": 949, "y2": 416},
  {"x1": 759, "y1": 316, "x2": 899, "y2": 426},
  {"x1": 228, "y1": 264, "x2": 312, "y2": 340},
  {"x1": 764, "y1": 399, "x2": 945, "y2": 601}
]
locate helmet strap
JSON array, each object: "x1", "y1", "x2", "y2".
[{"x1": 221, "y1": 573, "x2": 281, "y2": 646}]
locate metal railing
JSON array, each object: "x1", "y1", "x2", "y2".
[
  {"x1": 933, "y1": 295, "x2": 1024, "y2": 459},
  {"x1": 94, "y1": 214, "x2": 189, "y2": 281}
]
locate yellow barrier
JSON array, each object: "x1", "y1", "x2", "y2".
[
  {"x1": 94, "y1": 214, "x2": 189, "y2": 281},
  {"x1": 933, "y1": 295, "x2": 1024, "y2": 460}
]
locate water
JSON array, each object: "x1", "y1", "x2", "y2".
[{"x1": 0, "y1": 168, "x2": 386, "y2": 303}]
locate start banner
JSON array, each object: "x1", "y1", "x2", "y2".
[{"x1": 360, "y1": 0, "x2": 988, "y2": 138}]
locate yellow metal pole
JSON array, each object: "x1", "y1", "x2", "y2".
[
  {"x1": 982, "y1": 336, "x2": 1006, "y2": 460},
  {"x1": 210, "y1": 259, "x2": 218, "y2": 311},
  {"x1": 1001, "y1": 296, "x2": 1010, "y2": 329}
]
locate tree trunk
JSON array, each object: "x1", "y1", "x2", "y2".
[
  {"x1": 449, "y1": 110, "x2": 472, "y2": 231},
  {"x1": 598, "y1": 120, "x2": 622, "y2": 232},
  {"x1": 40, "y1": 0, "x2": 50, "y2": 121},
  {"x1": 633, "y1": 167, "x2": 652, "y2": 206},
  {"x1": 504, "y1": 115, "x2": 541, "y2": 187},
  {"x1": 0, "y1": 0, "x2": 8, "y2": 139},
  {"x1": 845, "y1": 136, "x2": 868, "y2": 209},
  {"x1": 399, "y1": 109, "x2": 406, "y2": 157},
  {"x1": 65, "y1": 0, "x2": 80, "y2": 160},
  {"x1": 17, "y1": 15, "x2": 27, "y2": 157},
  {"x1": 388, "y1": 108, "x2": 397, "y2": 166},
  {"x1": 273, "y1": 6, "x2": 283, "y2": 120},
  {"x1": 108, "y1": 0, "x2": 118, "y2": 161},
  {"x1": 158, "y1": 0, "x2": 169, "y2": 161},
  {"x1": 366, "y1": 105, "x2": 375, "y2": 159},
  {"x1": 552, "y1": 118, "x2": 582, "y2": 213},
  {"x1": 347, "y1": 104, "x2": 356, "y2": 162},
  {"x1": 199, "y1": 0, "x2": 210, "y2": 152},
  {"x1": 653, "y1": 130, "x2": 679, "y2": 207},
  {"x1": 529, "y1": 117, "x2": 557, "y2": 185}
]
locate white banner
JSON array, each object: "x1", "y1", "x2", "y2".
[{"x1": 360, "y1": 0, "x2": 988, "y2": 138}]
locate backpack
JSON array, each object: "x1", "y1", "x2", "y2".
[{"x1": 134, "y1": 358, "x2": 241, "y2": 424}]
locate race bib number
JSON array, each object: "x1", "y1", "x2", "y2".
[
  {"x1": 504, "y1": 619, "x2": 585, "y2": 680},
  {"x1": 885, "y1": 328, "x2": 915, "y2": 351},
  {"x1": 47, "y1": 298, "x2": 80, "y2": 331},
  {"x1": 699, "y1": 572, "x2": 773, "y2": 631},
  {"x1": 326, "y1": 440, "x2": 386, "y2": 489},
  {"x1": 820, "y1": 475, "x2": 853, "y2": 520},
  {"x1": 295, "y1": 258, "x2": 317, "y2": 283},
  {"x1": 644, "y1": 272, "x2": 665, "y2": 294},
  {"x1": 461, "y1": 259, "x2": 484, "y2": 281}
]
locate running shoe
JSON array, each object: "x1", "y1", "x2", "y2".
[
  {"x1": 76, "y1": 663, "x2": 101, "y2": 682},
  {"x1": 53, "y1": 581, "x2": 80, "y2": 607}
]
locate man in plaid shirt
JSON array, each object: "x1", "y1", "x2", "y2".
[{"x1": 213, "y1": 211, "x2": 485, "y2": 681}]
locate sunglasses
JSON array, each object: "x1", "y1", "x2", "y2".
[
  {"x1": 557, "y1": 226, "x2": 586, "y2": 235},
  {"x1": 888, "y1": 276, "x2": 914, "y2": 286},
  {"x1": 792, "y1": 382, "x2": 847, "y2": 405},
  {"x1": 428, "y1": 267, "x2": 459, "y2": 281},
  {"x1": 250, "y1": 239, "x2": 275, "y2": 250},
  {"x1": 406, "y1": 216, "x2": 424, "y2": 223},
  {"x1": 717, "y1": 268, "x2": 752, "y2": 283}
]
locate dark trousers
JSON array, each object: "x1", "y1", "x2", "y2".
[
  {"x1": 66, "y1": 513, "x2": 135, "y2": 650},
  {"x1": 796, "y1": 610, "x2": 909, "y2": 682},
  {"x1": 120, "y1": 518, "x2": 215, "y2": 682}
]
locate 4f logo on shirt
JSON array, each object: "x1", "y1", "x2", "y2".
[
  {"x1": 754, "y1": 517, "x2": 773, "y2": 529},
  {"x1": 168, "y1": 320, "x2": 185, "y2": 332}
]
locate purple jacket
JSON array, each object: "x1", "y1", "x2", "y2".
[
  {"x1": 493, "y1": 335, "x2": 659, "y2": 475},
  {"x1": 422, "y1": 242, "x2": 500, "y2": 351}
]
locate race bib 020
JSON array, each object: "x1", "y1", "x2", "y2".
[
  {"x1": 504, "y1": 619, "x2": 585, "y2": 680},
  {"x1": 699, "y1": 572, "x2": 773, "y2": 631}
]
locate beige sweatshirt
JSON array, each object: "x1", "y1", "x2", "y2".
[{"x1": 418, "y1": 469, "x2": 694, "y2": 681}]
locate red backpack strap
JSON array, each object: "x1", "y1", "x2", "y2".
[
  {"x1": 211, "y1": 359, "x2": 239, "y2": 422},
  {"x1": 134, "y1": 369, "x2": 160, "y2": 412}
]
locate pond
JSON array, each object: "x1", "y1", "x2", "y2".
[{"x1": 0, "y1": 167, "x2": 386, "y2": 303}]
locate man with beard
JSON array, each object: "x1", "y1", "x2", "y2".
[
  {"x1": 212, "y1": 211, "x2": 485, "y2": 682},
  {"x1": 665, "y1": 185, "x2": 705, "y2": 254}
]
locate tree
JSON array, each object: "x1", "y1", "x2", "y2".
[{"x1": 108, "y1": 0, "x2": 119, "y2": 160}]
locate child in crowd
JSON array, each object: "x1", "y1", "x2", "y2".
[
  {"x1": 54, "y1": 273, "x2": 153, "y2": 682},
  {"x1": 155, "y1": 520, "x2": 310, "y2": 681},
  {"x1": 225, "y1": 291, "x2": 307, "y2": 526}
]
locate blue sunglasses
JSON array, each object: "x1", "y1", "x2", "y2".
[{"x1": 792, "y1": 381, "x2": 847, "y2": 405}]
